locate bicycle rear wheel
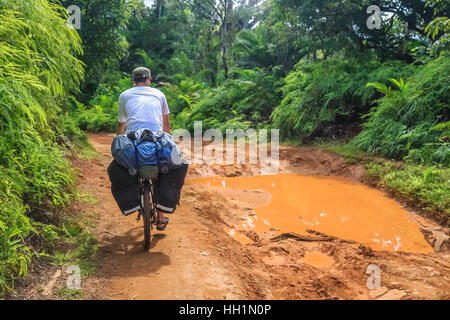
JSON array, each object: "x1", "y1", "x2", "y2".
[{"x1": 143, "y1": 184, "x2": 151, "y2": 250}]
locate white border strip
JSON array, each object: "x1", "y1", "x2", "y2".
[
  {"x1": 123, "y1": 205, "x2": 141, "y2": 215},
  {"x1": 156, "y1": 204, "x2": 175, "y2": 213}
]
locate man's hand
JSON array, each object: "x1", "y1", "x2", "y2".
[
  {"x1": 163, "y1": 114, "x2": 171, "y2": 134},
  {"x1": 116, "y1": 122, "x2": 126, "y2": 136}
]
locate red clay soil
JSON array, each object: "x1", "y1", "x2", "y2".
[{"x1": 19, "y1": 132, "x2": 450, "y2": 300}]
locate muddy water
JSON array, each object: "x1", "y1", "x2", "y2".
[
  {"x1": 189, "y1": 173, "x2": 433, "y2": 254},
  {"x1": 300, "y1": 251, "x2": 334, "y2": 268}
]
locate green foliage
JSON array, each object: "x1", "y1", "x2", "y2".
[
  {"x1": 366, "y1": 162, "x2": 450, "y2": 219},
  {"x1": 173, "y1": 67, "x2": 281, "y2": 132},
  {"x1": 425, "y1": 0, "x2": 450, "y2": 56},
  {"x1": 272, "y1": 56, "x2": 414, "y2": 140},
  {"x1": 353, "y1": 54, "x2": 450, "y2": 165},
  {"x1": 74, "y1": 78, "x2": 132, "y2": 132},
  {"x1": 59, "y1": 0, "x2": 129, "y2": 102},
  {"x1": 0, "y1": 0, "x2": 84, "y2": 295},
  {"x1": 0, "y1": 174, "x2": 32, "y2": 295},
  {"x1": 160, "y1": 77, "x2": 206, "y2": 115},
  {"x1": 231, "y1": 28, "x2": 277, "y2": 70},
  {"x1": 52, "y1": 219, "x2": 98, "y2": 277},
  {"x1": 75, "y1": 62, "x2": 280, "y2": 135},
  {"x1": 55, "y1": 287, "x2": 84, "y2": 299},
  {"x1": 268, "y1": 0, "x2": 435, "y2": 61}
]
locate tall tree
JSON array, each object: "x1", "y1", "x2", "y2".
[
  {"x1": 268, "y1": 0, "x2": 436, "y2": 61},
  {"x1": 59, "y1": 0, "x2": 130, "y2": 101}
]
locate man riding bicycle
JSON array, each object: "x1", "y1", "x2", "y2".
[{"x1": 116, "y1": 67, "x2": 170, "y2": 231}]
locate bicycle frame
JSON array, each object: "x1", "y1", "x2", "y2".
[{"x1": 138, "y1": 177, "x2": 157, "y2": 250}]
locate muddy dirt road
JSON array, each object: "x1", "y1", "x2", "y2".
[{"x1": 76, "y1": 133, "x2": 449, "y2": 300}]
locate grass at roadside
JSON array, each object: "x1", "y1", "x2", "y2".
[
  {"x1": 55, "y1": 287, "x2": 84, "y2": 299},
  {"x1": 24, "y1": 198, "x2": 99, "y2": 300},
  {"x1": 320, "y1": 143, "x2": 450, "y2": 225},
  {"x1": 77, "y1": 142, "x2": 98, "y2": 161},
  {"x1": 50, "y1": 213, "x2": 98, "y2": 277},
  {"x1": 40, "y1": 142, "x2": 99, "y2": 298},
  {"x1": 1, "y1": 141, "x2": 99, "y2": 298}
]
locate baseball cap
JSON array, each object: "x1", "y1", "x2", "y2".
[{"x1": 132, "y1": 67, "x2": 152, "y2": 80}]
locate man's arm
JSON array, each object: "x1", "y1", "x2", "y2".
[
  {"x1": 163, "y1": 114, "x2": 171, "y2": 134},
  {"x1": 161, "y1": 93, "x2": 171, "y2": 134},
  {"x1": 116, "y1": 122, "x2": 126, "y2": 135},
  {"x1": 117, "y1": 93, "x2": 127, "y2": 135}
]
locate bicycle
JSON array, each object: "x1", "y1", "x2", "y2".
[{"x1": 137, "y1": 165, "x2": 159, "y2": 250}]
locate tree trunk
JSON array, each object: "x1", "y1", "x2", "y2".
[
  {"x1": 156, "y1": 0, "x2": 163, "y2": 19},
  {"x1": 221, "y1": 0, "x2": 233, "y2": 79}
]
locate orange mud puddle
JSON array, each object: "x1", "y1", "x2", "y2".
[
  {"x1": 300, "y1": 251, "x2": 334, "y2": 268},
  {"x1": 189, "y1": 173, "x2": 433, "y2": 254}
]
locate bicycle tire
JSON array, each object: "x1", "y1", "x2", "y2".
[{"x1": 143, "y1": 184, "x2": 151, "y2": 250}]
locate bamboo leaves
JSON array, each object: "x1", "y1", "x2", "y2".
[{"x1": 0, "y1": 0, "x2": 84, "y2": 295}]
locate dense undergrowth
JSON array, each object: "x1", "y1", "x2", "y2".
[
  {"x1": 272, "y1": 56, "x2": 414, "y2": 140},
  {"x1": 71, "y1": 0, "x2": 449, "y2": 170},
  {"x1": 75, "y1": 52, "x2": 449, "y2": 166},
  {"x1": 352, "y1": 54, "x2": 449, "y2": 166},
  {"x1": 74, "y1": 78, "x2": 132, "y2": 132},
  {"x1": 0, "y1": 0, "x2": 90, "y2": 295}
]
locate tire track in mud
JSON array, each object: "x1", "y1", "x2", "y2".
[{"x1": 77, "y1": 133, "x2": 450, "y2": 300}]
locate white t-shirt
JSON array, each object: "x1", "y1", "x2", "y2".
[{"x1": 118, "y1": 86, "x2": 170, "y2": 133}]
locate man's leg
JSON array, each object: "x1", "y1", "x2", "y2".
[{"x1": 157, "y1": 210, "x2": 168, "y2": 230}]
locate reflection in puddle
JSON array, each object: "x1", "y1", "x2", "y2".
[{"x1": 190, "y1": 174, "x2": 433, "y2": 254}]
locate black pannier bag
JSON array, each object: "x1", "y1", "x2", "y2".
[
  {"x1": 107, "y1": 160, "x2": 141, "y2": 215},
  {"x1": 108, "y1": 159, "x2": 189, "y2": 216},
  {"x1": 155, "y1": 162, "x2": 189, "y2": 214}
]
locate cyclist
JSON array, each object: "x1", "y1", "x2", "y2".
[{"x1": 116, "y1": 67, "x2": 170, "y2": 231}]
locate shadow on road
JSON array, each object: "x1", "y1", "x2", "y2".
[{"x1": 93, "y1": 226, "x2": 171, "y2": 281}]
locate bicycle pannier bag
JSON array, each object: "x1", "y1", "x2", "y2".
[
  {"x1": 107, "y1": 160, "x2": 141, "y2": 215},
  {"x1": 155, "y1": 162, "x2": 188, "y2": 213}
]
